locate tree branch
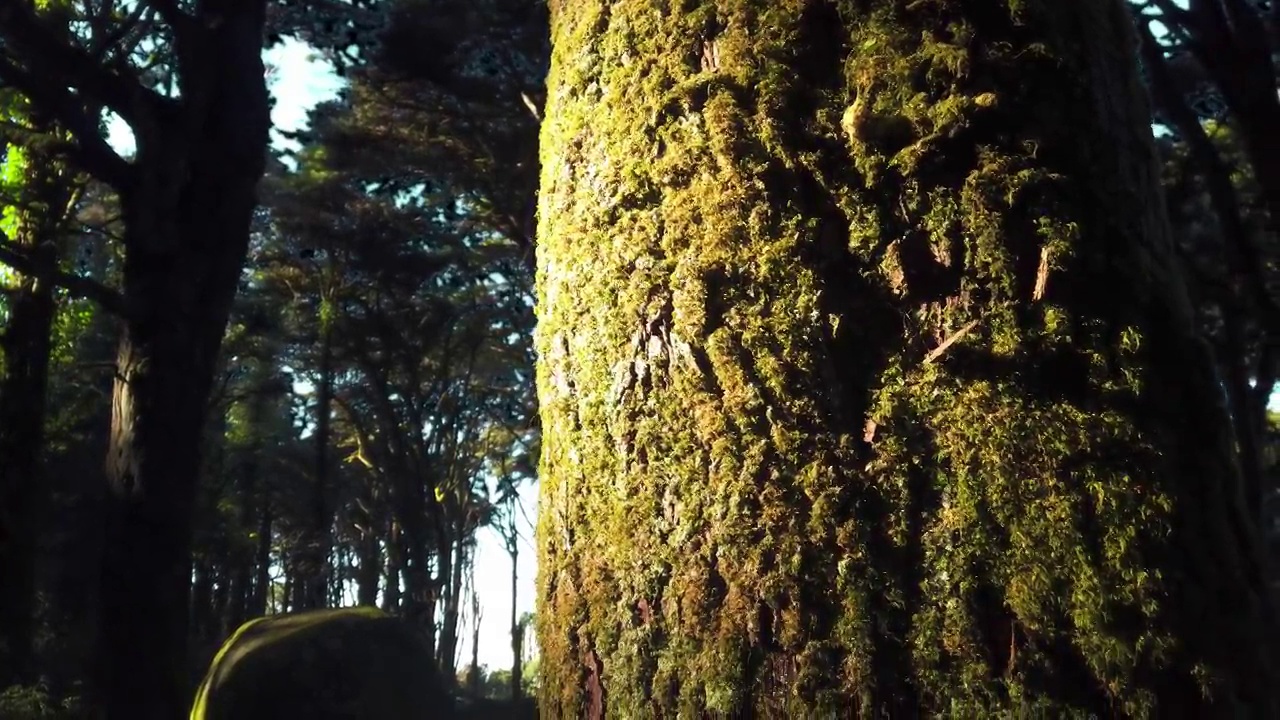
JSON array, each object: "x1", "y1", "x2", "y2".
[
  {"x1": 142, "y1": 0, "x2": 193, "y2": 36},
  {"x1": 0, "y1": 60, "x2": 135, "y2": 189},
  {"x1": 0, "y1": 236, "x2": 128, "y2": 317},
  {"x1": 0, "y1": 2, "x2": 160, "y2": 130}
]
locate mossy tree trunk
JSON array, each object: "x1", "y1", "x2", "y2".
[{"x1": 534, "y1": 0, "x2": 1278, "y2": 716}]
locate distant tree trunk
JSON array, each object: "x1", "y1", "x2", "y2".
[
  {"x1": 190, "y1": 558, "x2": 214, "y2": 640},
  {"x1": 0, "y1": 151, "x2": 73, "y2": 687},
  {"x1": 97, "y1": 10, "x2": 272, "y2": 716},
  {"x1": 299, "y1": 318, "x2": 334, "y2": 610},
  {"x1": 1171, "y1": 2, "x2": 1280, "y2": 242},
  {"x1": 251, "y1": 503, "x2": 272, "y2": 617},
  {"x1": 1134, "y1": 18, "x2": 1278, "y2": 530},
  {"x1": 436, "y1": 532, "x2": 467, "y2": 680},
  {"x1": 507, "y1": 520, "x2": 522, "y2": 701},
  {"x1": 211, "y1": 559, "x2": 230, "y2": 637},
  {"x1": 383, "y1": 522, "x2": 404, "y2": 613},
  {"x1": 469, "y1": 582, "x2": 482, "y2": 697},
  {"x1": 535, "y1": 0, "x2": 1277, "y2": 716},
  {"x1": 355, "y1": 522, "x2": 382, "y2": 608},
  {"x1": 226, "y1": 467, "x2": 257, "y2": 632}
]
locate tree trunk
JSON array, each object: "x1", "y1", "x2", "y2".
[
  {"x1": 436, "y1": 533, "x2": 466, "y2": 680},
  {"x1": 355, "y1": 527, "x2": 382, "y2": 608},
  {"x1": 0, "y1": 155, "x2": 69, "y2": 687},
  {"x1": 508, "y1": 527, "x2": 522, "y2": 701},
  {"x1": 535, "y1": 0, "x2": 1277, "y2": 716},
  {"x1": 469, "y1": 582, "x2": 482, "y2": 697},
  {"x1": 1133, "y1": 18, "x2": 1278, "y2": 532},
  {"x1": 299, "y1": 319, "x2": 334, "y2": 610},
  {"x1": 383, "y1": 522, "x2": 404, "y2": 613},
  {"x1": 251, "y1": 503, "x2": 272, "y2": 617},
  {"x1": 97, "y1": 11, "x2": 270, "y2": 716}
]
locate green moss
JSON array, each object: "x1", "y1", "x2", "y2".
[
  {"x1": 537, "y1": 0, "x2": 1275, "y2": 716},
  {"x1": 189, "y1": 607, "x2": 443, "y2": 720}
]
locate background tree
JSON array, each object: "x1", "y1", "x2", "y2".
[
  {"x1": 1130, "y1": 0, "x2": 1279, "y2": 544},
  {"x1": 0, "y1": 98, "x2": 85, "y2": 690},
  {"x1": 0, "y1": 3, "x2": 272, "y2": 715}
]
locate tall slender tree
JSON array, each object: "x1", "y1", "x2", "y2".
[{"x1": 535, "y1": 0, "x2": 1276, "y2": 716}]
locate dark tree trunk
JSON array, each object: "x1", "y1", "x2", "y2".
[
  {"x1": 355, "y1": 530, "x2": 382, "y2": 608},
  {"x1": 435, "y1": 534, "x2": 466, "y2": 680},
  {"x1": 382, "y1": 523, "x2": 404, "y2": 613},
  {"x1": 0, "y1": 144, "x2": 78, "y2": 687},
  {"x1": 251, "y1": 503, "x2": 272, "y2": 617},
  {"x1": 469, "y1": 584, "x2": 482, "y2": 697},
  {"x1": 299, "y1": 320, "x2": 334, "y2": 610},
  {"x1": 190, "y1": 558, "x2": 214, "y2": 641},
  {"x1": 1186, "y1": 5, "x2": 1280, "y2": 243},
  {"x1": 508, "y1": 529, "x2": 522, "y2": 701},
  {"x1": 1134, "y1": 17, "x2": 1278, "y2": 530},
  {"x1": 210, "y1": 559, "x2": 229, "y2": 638},
  {"x1": 97, "y1": 9, "x2": 270, "y2": 717}
]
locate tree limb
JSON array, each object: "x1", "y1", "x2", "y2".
[
  {"x1": 0, "y1": 236, "x2": 128, "y2": 317},
  {"x1": 0, "y1": 59, "x2": 135, "y2": 189},
  {"x1": 0, "y1": 2, "x2": 159, "y2": 130},
  {"x1": 141, "y1": 0, "x2": 193, "y2": 36}
]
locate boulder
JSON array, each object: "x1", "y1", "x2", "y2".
[{"x1": 190, "y1": 606, "x2": 446, "y2": 720}]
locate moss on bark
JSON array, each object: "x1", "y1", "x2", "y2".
[
  {"x1": 535, "y1": 0, "x2": 1277, "y2": 716},
  {"x1": 189, "y1": 607, "x2": 443, "y2": 720}
]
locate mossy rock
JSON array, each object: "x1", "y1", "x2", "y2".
[{"x1": 190, "y1": 606, "x2": 446, "y2": 720}]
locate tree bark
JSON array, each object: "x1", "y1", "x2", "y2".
[
  {"x1": 354, "y1": 506, "x2": 382, "y2": 608},
  {"x1": 508, "y1": 518, "x2": 523, "y2": 701},
  {"x1": 0, "y1": 153, "x2": 72, "y2": 687},
  {"x1": 1133, "y1": 17, "x2": 1278, "y2": 532},
  {"x1": 251, "y1": 502, "x2": 272, "y2": 617},
  {"x1": 97, "y1": 9, "x2": 270, "y2": 717},
  {"x1": 382, "y1": 521, "x2": 404, "y2": 613},
  {"x1": 298, "y1": 318, "x2": 334, "y2": 610},
  {"x1": 535, "y1": 0, "x2": 1277, "y2": 716}
]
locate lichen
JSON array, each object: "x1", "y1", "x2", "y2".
[{"x1": 536, "y1": 0, "x2": 1275, "y2": 716}]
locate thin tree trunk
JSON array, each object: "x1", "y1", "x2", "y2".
[
  {"x1": 251, "y1": 503, "x2": 272, "y2": 617},
  {"x1": 383, "y1": 523, "x2": 404, "y2": 613},
  {"x1": 436, "y1": 533, "x2": 466, "y2": 681},
  {"x1": 299, "y1": 319, "x2": 334, "y2": 610},
  {"x1": 356, "y1": 528, "x2": 382, "y2": 608},
  {"x1": 535, "y1": 0, "x2": 1277, "y2": 716},
  {"x1": 508, "y1": 522, "x2": 522, "y2": 701},
  {"x1": 469, "y1": 581, "x2": 482, "y2": 697}
]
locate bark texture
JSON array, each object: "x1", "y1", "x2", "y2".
[
  {"x1": 98, "y1": 8, "x2": 271, "y2": 718},
  {"x1": 534, "y1": 0, "x2": 1277, "y2": 716}
]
